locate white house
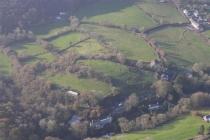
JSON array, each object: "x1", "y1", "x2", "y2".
[
  {"x1": 90, "y1": 116, "x2": 113, "y2": 129},
  {"x1": 66, "y1": 90, "x2": 79, "y2": 96},
  {"x1": 189, "y1": 18, "x2": 200, "y2": 30},
  {"x1": 148, "y1": 103, "x2": 160, "y2": 111},
  {"x1": 59, "y1": 12, "x2": 66, "y2": 16},
  {"x1": 203, "y1": 115, "x2": 210, "y2": 122},
  {"x1": 56, "y1": 16, "x2": 62, "y2": 20},
  {"x1": 183, "y1": 9, "x2": 189, "y2": 16}
]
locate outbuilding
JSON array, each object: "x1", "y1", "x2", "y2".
[
  {"x1": 66, "y1": 90, "x2": 80, "y2": 96},
  {"x1": 203, "y1": 115, "x2": 210, "y2": 122}
]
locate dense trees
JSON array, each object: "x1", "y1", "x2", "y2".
[{"x1": 0, "y1": 0, "x2": 87, "y2": 33}]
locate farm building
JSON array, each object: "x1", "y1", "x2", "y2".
[
  {"x1": 148, "y1": 103, "x2": 160, "y2": 111},
  {"x1": 203, "y1": 115, "x2": 210, "y2": 122},
  {"x1": 189, "y1": 18, "x2": 201, "y2": 30},
  {"x1": 66, "y1": 90, "x2": 80, "y2": 96},
  {"x1": 90, "y1": 116, "x2": 113, "y2": 129}
]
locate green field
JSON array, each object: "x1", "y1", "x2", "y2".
[
  {"x1": 82, "y1": 24, "x2": 157, "y2": 61},
  {"x1": 76, "y1": 0, "x2": 157, "y2": 30},
  {"x1": 46, "y1": 72, "x2": 112, "y2": 97},
  {"x1": 137, "y1": 0, "x2": 187, "y2": 24},
  {"x1": 69, "y1": 39, "x2": 109, "y2": 55},
  {"x1": 51, "y1": 32, "x2": 84, "y2": 50},
  {"x1": 149, "y1": 27, "x2": 210, "y2": 67},
  {"x1": 203, "y1": 30, "x2": 210, "y2": 39},
  {"x1": 78, "y1": 60, "x2": 154, "y2": 85},
  {"x1": 54, "y1": 37, "x2": 110, "y2": 56},
  {"x1": 12, "y1": 42, "x2": 55, "y2": 64},
  {"x1": 0, "y1": 52, "x2": 12, "y2": 75},
  {"x1": 109, "y1": 115, "x2": 210, "y2": 140}
]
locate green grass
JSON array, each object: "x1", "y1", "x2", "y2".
[
  {"x1": 137, "y1": 0, "x2": 187, "y2": 24},
  {"x1": 78, "y1": 60, "x2": 154, "y2": 85},
  {"x1": 46, "y1": 72, "x2": 113, "y2": 97},
  {"x1": 76, "y1": 0, "x2": 157, "y2": 30},
  {"x1": 78, "y1": 60, "x2": 136, "y2": 80},
  {"x1": 51, "y1": 32, "x2": 84, "y2": 50},
  {"x1": 68, "y1": 39, "x2": 110, "y2": 56},
  {"x1": 149, "y1": 27, "x2": 210, "y2": 67},
  {"x1": 12, "y1": 42, "x2": 55, "y2": 64},
  {"x1": 110, "y1": 115, "x2": 210, "y2": 140},
  {"x1": 0, "y1": 52, "x2": 12, "y2": 75},
  {"x1": 203, "y1": 30, "x2": 210, "y2": 39},
  {"x1": 82, "y1": 24, "x2": 157, "y2": 61}
]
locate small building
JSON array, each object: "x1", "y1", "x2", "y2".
[
  {"x1": 90, "y1": 116, "x2": 113, "y2": 129},
  {"x1": 148, "y1": 103, "x2": 160, "y2": 111},
  {"x1": 203, "y1": 115, "x2": 210, "y2": 122},
  {"x1": 189, "y1": 18, "x2": 201, "y2": 30},
  {"x1": 183, "y1": 9, "x2": 189, "y2": 16},
  {"x1": 66, "y1": 90, "x2": 79, "y2": 96},
  {"x1": 59, "y1": 12, "x2": 66, "y2": 16},
  {"x1": 56, "y1": 16, "x2": 62, "y2": 20}
]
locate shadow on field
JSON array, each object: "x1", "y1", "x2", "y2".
[{"x1": 76, "y1": 0, "x2": 139, "y2": 19}]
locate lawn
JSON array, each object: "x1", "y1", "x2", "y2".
[
  {"x1": 51, "y1": 32, "x2": 84, "y2": 50},
  {"x1": 137, "y1": 0, "x2": 187, "y2": 24},
  {"x1": 76, "y1": 0, "x2": 157, "y2": 30},
  {"x1": 68, "y1": 39, "x2": 110, "y2": 56},
  {"x1": 203, "y1": 30, "x2": 210, "y2": 39},
  {"x1": 149, "y1": 27, "x2": 210, "y2": 67},
  {"x1": 78, "y1": 60, "x2": 154, "y2": 85},
  {"x1": 0, "y1": 52, "x2": 12, "y2": 76},
  {"x1": 46, "y1": 72, "x2": 113, "y2": 97},
  {"x1": 11, "y1": 42, "x2": 55, "y2": 64},
  {"x1": 82, "y1": 24, "x2": 157, "y2": 61},
  {"x1": 109, "y1": 115, "x2": 210, "y2": 140}
]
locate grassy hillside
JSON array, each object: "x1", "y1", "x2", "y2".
[
  {"x1": 203, "y1": 30, "x2": 210, "y2": 39},
  {"x1": 82, "y1": 24, "x2": 157, "y2": 61},
  {"x1": 68, "y1": 39, "x2": 110, "y2": 56},
  {"x1": 76, "y1": 0, "x2": 157, "y2": 30},
  {"x1": 137, "y1": 0, "x2": 187, "y2": 24},
  {"x1": 11, "y1": 42, "x2": 55, "y2": 64},
  {"x1": 109, "y1": 115, "x2": 210, "y2": 140},
  {"x1": 78, "y1": 60, "x2": 154, "y2": 85},
  {"x1": 149, "y1": 27, "x2": 210, "y2": 67},
  {"x1": 0, "y1": 52, "x2": 12, "y2": 75},
  {"x1": 45, "y1": 72, "x2": 113, "y2": 97},
  {"x1": 51, "y1": 32, "x2": 84, "y2": 50}
]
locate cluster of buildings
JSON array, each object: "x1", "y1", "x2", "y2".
[
  {"x1": 183, "y1": 5, "x2": 210, "y2": 31},
  {"x1": 55, "y1": 12, "x2": 67, "y2": 21}
]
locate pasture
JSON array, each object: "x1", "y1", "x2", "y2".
[
  {"x1": 76, "y1": 0, "x2": 157, "y2": 30},
  {"x1": 45, "y1": 72, "x2": 113, "y2": 97},
  {"x1": 0, "y1": 52, "x2": 12, "y2": 75},
  {"x1": 109, "y1": 115, "x2": 210, "y2": 140},
  {"x1": 78, "y1": 60, "x2": 154, "y2": 85},
  {"x1": 137, "y1": 0, "x2": 187, "y2": 24},
  {"x1": 203, "y1": 30, "x2": 210, "y2": 39},
  {"x1": 11, "y1": 42, "x2": 55, "y2": 64},
  {"x1": 82, "y1": 24, "x2": 157, "y2": 61},
  {"x1": 51, "y1": 32, "x2": 84, "y2": 50},
  {"x1": 149, "y1": 27, "x2": 210, "y2": 67}
]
